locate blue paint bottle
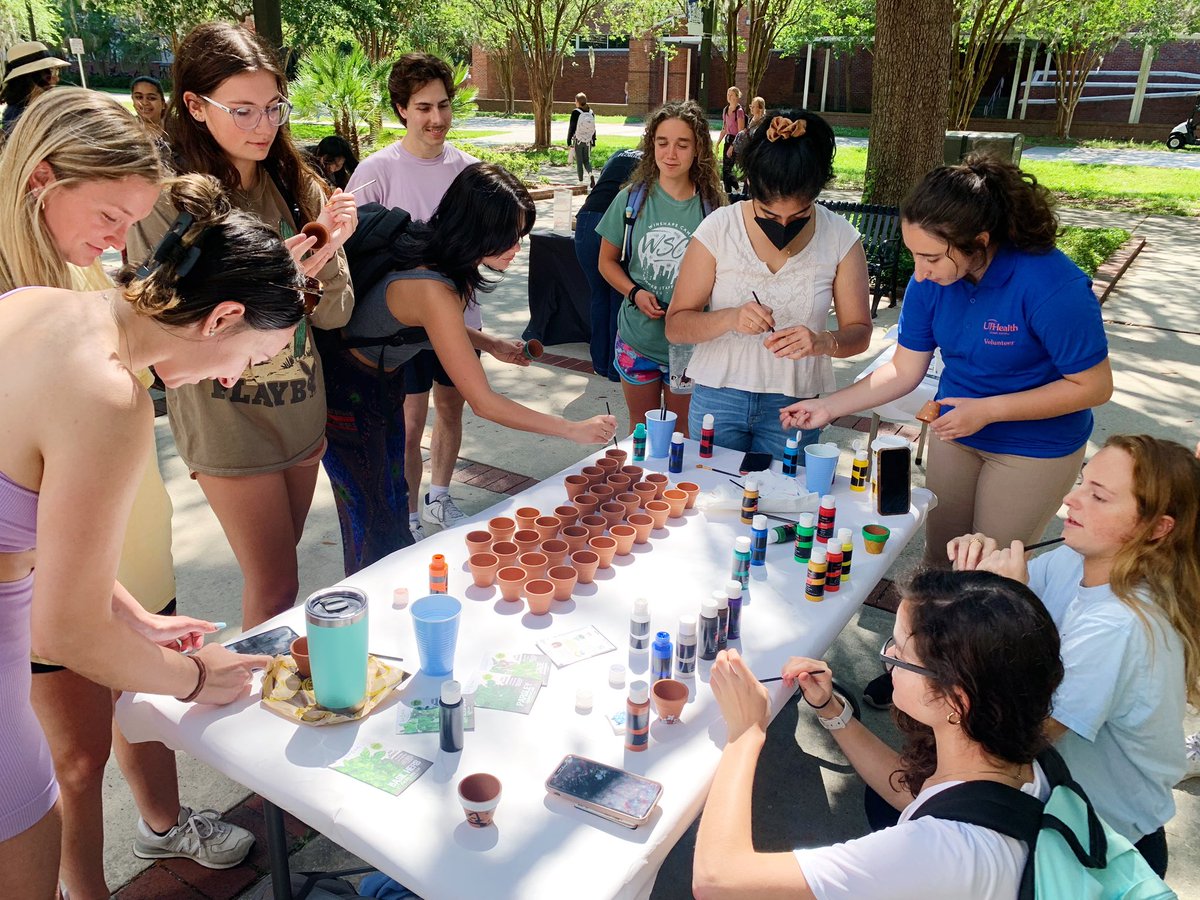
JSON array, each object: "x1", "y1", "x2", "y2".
[
  {"x1": 725, "y1": 580, "x2": 743, "y2": 641},
  {"x1": 668, "y1": 431, "x2": 684, "y2": 474},
  {"x1": 731, "y1": 536, "x2": 751, "y2": 588},
  {"x1": 781, "y1": 437, "x2": 799, "y2": 477},
  {"x1": 632, "y1": 422, "x2": 647, "y2": 463},
  {"x1": 750, "y1": 514, "x2": 768, "y2": 567},
  {"x1": 651, "y1": 632, "x2": 672, "y2": 682}
]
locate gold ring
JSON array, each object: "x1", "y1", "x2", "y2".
[{"x1": 969, "y1": 538, "x2": 983, "y2": 546}]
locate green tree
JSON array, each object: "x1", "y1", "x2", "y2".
[
  {"x1": 744, "y1": 0, "x2": 821, "y2": 99},
  {"x1": 948, "y1": 0, "x2": 1027, "y2": 129},
  {"x1": 2, "y1": 0, "x2": 61, "y2": 48},
  {"x1": 777, "y1": 0, "x2": 875, "y2": 108},
  {"x1": 290, "y1": 43, "x2": 388, "y2": 156}
]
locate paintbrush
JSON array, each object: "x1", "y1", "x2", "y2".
[
  {"x1": 345, "y1": 178, "x2": 377, "y2": 195},
  {"x1": 751, "y1": 290, "x2": 776, "y2": 333},
  {"x1": 759, "y1": 671, "x2": 826, "y2": 684},
  {"x1": 696, "y1": 463, "x2": 741, "y2": 477},
  {"x1": 1024, "y1": 536, "x2": 1065, "y2": 552},
  {"x1": 604, "y1": 400, "x2": 619, "y2": 450}
]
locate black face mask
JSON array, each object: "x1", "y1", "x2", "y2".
[{"x1": 755, "y1": 214, "x2": 810, "y2": 250}]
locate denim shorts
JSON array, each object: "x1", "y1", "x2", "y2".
[
  {"x1": 614, "y1": 333, "x2": 669, "y2": 386},
  {"x1": 688, "y1": 382, "x2": 822, "y2": 462}
]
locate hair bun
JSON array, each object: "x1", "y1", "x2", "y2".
[{"x1": 165, "y1": 173, "x2": 232, "y2": 235}]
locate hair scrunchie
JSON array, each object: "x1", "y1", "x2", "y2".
[{"x1": 766, "y1": 116, "x2": 807, "y2": 142}]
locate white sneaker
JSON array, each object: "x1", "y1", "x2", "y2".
[
  {"x1": 421, "y1": 493, "x2": 467, "y2": 529},
  {"x1": 409, "y1": 520, "x2": 426, "y2": 542},
  {"x1": 133, "y1": 806, "x2": 254, "y2": 869},
  {"x1": 1182, "y1": 732, "x2": 1200, "y2": 784}
]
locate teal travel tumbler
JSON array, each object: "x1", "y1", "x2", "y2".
[{"x1": 305, "y1": 587, "x2": 369, "y2": 712}]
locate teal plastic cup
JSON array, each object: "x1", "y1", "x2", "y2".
[
  {"x1": 411, "y1": 595, "x2": 462, "y2": 678},
  {"x1": 804, "y1": 443, "x2": 840, "y2": 495},
  {"x1": 644, "y1": 409, "x2": 678, "y2": 459}
]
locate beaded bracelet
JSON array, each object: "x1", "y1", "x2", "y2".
[{"x1": 176, "y1": 654, "x2": 207, "y2": 703}]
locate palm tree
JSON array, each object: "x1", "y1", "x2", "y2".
[{"x1": 290, "y1": 44, "x2": 389, "y2": 157}]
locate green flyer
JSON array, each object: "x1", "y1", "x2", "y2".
[{"x1": 330, "y1": 743, "x2": 431, "y2": 796}]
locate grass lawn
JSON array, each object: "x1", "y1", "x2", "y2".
[
  {"x1": 289, "y1": 122, "x2": 505, "y2": 149},
  {"x1": 473, "y1": 110, "x2": 643, "y2": 125},
  {"x1": 1056, "y1": 226, "x2": 1131, "y2": 276}
]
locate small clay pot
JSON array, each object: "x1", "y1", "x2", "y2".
[
  {"x1": 616, "y1": 492, "x2": 641, "y2": 519},
  {"x1": 518, "y1": 551, "x2": 548, "y2": 580},
  {"x1": 915, "y1": 399, "x2": 942, "y2": 424},
  {"x1": 606, "y1": 473, "x2": 633, "y2": 494},
  {"x1": 515, "y1": 506, "x2": 541, "y2": 531},
  {"x1": 523, "y1": 338, "x2": 545, "y2": 359},
  {"x1": 663, "y1": 488, "x2": 688, "y2": 519},
  {"x1": 465, "y1": 529, "x2": 493, "y2": 557},
  {"x1": 289, "y1": 637, "x2": 310, "y2": 678},
  {"x1": 524, "y1": 579, "x2": 555, "y2": 615},
  {"x1": 570, "y1": 550, "x2": 600, "y2": 584},
  {"x1": 534, "y1": 515, "x2": 561, "y2": 542},
  {"x1": 458, "y1": 773, "x2": 502, "y2": 828},
  {"x1": 488, "y1": 516, "x2": 516, "y2": 543},
  {"x1": 599, "y1": 501, "x2": 626, "y2": 529},
  {"x1": 564, "y1": 474, "x2": 589, "y2": 499},
  {"x1": 862, "y1": 524, "x2": 891, "y2": 555},
  {"x1": 548, "y1": 565, "x2": 578, "y2": 601},
  {"x1": 468, "y1": 551, "x2": 500, "y2": 588},
  {"x1": 646, "y1": 472, "x2": 670, "y2": 499},
  {"x1": 645, "y1": 500, "x2": 671, "y2": 530},
  {"x1": 580, "y1": 514, "x2": 607, "y2": 539},
  {"x1": 560, "y1": 525, "x2": 590, "y2": 554},
  {"x1": 652, "y1": 678, "x2": 688, "y2": 723},
  {"x1": 620, "y1": 465, "x2": 644, "y2": 483},
  {"x1": 676, "y1": 481, "x2": 701, "y2": 510},
  {"x1": 580, "y1": 465, "x2": 606, "y2": 487},
  {"x1": 573, "y1": 493, "x2": 600, "y2": 517},
  {"x1": 633, "y1": 481, "x2": 658, "y2": 508},
  {"x1": 605, "y1": 448, "x2": 629, "y2": 468},
  {"x1": 588, "y1": 535, "x2": 618, "y2": 569},
  {"x1": 540, "y1": 538, "x2": 569, "y2": 568},
  {"x1": 596, "y1": 457, "x2": 621, "y2": 479},
  {"x1": 590, "y1": 483, "x2": 616, "y2": 504},
  {"x1": 491, "y1": 540, "x2": 520, "y2": 568},
  {"x1": 609, "y1": 524, "x2": 636, "y2": 556},
  {"x1": 554, "y1": 504, "x2": 580, "y2": 529},
  {"x1": 497, "y1": 566, "x2": 527, "y2": 601},
  {"x1": 513, "y1": 529, "x2": 542, "y2": 554},
  {"x1": 627, "y1": 513, "x2": 654, "y2": 544}
]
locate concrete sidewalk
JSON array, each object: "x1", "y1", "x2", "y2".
[{"x1": 104, "y1": 196, "x2": 1199, "y2": 898}]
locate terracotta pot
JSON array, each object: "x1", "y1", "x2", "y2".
[
  {"x1": 652, "y1": 678, "x2": 688, "y2": 723},
  {"x1": 487, "y1": 516, "x2": 516, "y2": 543},
  {"x1": 467, "y1": 551, "x2": 500, "y2": 588},
  {"x1": 515, "y1": 506, "x2": 541, "y2": 531},
  {"x1": 590, "y1": 483, "x2": 615, "y2": 504},
  {"x1": 620, "y1": 465, "x2": 644, "y2": 483},
  {"x1": 595, "y1": 457, "x2": 621, "y2": 479},
  {"x1": 513, "y1": 529, "x2": 542, "y2": 554},
  {"x1": 553, "y1": 504, "x2": 580, "y2": 529},
  {"x1": 465, "y1": 529, "x2": 493, "y2": 557},
  {"x1": 458, "y1": 773, "x2": 501, "y2": 828},
  {"x1": 570, "y1": 550, "x2": 600, "y2": 584},
  {"x1": 862, "y1": 524, "x2": 891, "y2": 555},
  {"x1": 573, "y1": 493, "x2": 600, "y2": 517},
  {"x1": 564, "y1": 474, "x2": 589, "y2": 499},
  {"x1": 490, "y1": 540, "x2": 519, "y2": 568},
  {"x1": 627, "y1": 513, "x2": 654, "y2": 544},
  {"x1": 560, "y1": 525, "x2": 590, "y2": 554},
  {"x1": 497, "y1": 566, "x2": 527, "y2": 601},
  {"x1": 534, "y1": 515, "x2": 561, "y2": 542},
  {"x1": 518, "y1": 551, "x2": 548, "y2": 580},
  {"x1": 580, "y1": 465, "x2": 606, "y2": 487},
  {"x1": 524, "y1": 579, "x2": 554, "y2": 615},
  {"x1": 599, "y1": 501, "x2": 626, "y2": 529},
  {"x1": 633, "y1": 481, "x2": 658, "y2": 508},
  {"x1": 609, "y1": 524, "x2": 636, "y2": 556},
  {"x1": 646, "y1": 472, "x2": 670, "y2": 499},
  {"x1": 548, "y1": 565, "x2": 578, "y2": 601},
  {"x1": 605, "y1": 448, "x2": 629, "y2": 468},
  {"x1": 523, "y1": 338, "x2": 545, "y2": 359},
  {"x1": 645, "y1": 500, "x2": 671, "y2": 530},
  {"x1": 540, "y1": 538, "x2": 569, "y2": 568},
  {"x1": 580, "y1": 514, "x2": 607, "y2": 539},
  {"x1": 676, "y1": 481, "x2": 701, "y2": 510},
  {"x1": 289, "y1": 637, "x2": 310, "y2": 678},
  {"x1": 606, "y1": 473, "x2": 633, "y2": 494},
  {"x1": 663, "y1": 489, "x2": 688, "y2": 519},
  {"x1": 616, "y1": 492, "x2": 640, "y2": 519},
  {"x1": 588, "y1": 535, "x2": 618, "y2": 569}
]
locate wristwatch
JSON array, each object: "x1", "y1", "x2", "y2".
[{"x1": 816, "y1": 692, "x2": 854, "y2": 730}]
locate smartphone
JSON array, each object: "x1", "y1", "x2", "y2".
[
  {"x1": 738, "y1": 451, "x2": 773, "y2": 474},
  {"x1": 545, "y1": 755, "x2": 663, "y2": 829},
  {"x1": 225, "y1": 625, "x2": 298, "y2": 657},
  {"x1": 874, "y1": 446, "x2": 911, "y2": 516}
]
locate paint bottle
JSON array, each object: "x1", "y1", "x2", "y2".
[
  {"x1": 651, "y1": 631, "x2": 673, "y2": 682},
  {"x1": 699, "y1": 599, "x2": 719, "y2": 661},
  {"x1": 699, "y1": 413, "x2": 715, "y2": 458},
  {"x1": 850, "y1": 449, "x2": 870, "y2": 492},
  {"x1": 781, "y1": 438, "x2": 799, "y2": 477},
  {"x1": 429, "y1": 554, "x2": 448, "y2": 594},
  {"x1": 805, "y1": 545, "x2": 828, "y2": 601},
  {"x1": 740, "y1": 478, "x2": 759, "y2": 524},
  {"x1": 725, "y1": 579, "x2": 743, "y2": 641},
  {"x1": 731, "y1": 536, "x2": 752, "y2": 588},
  {"x1": 816, "y1": 495, "x2": 836, "y2": 544},
  {"x1": 632, "y1": 422, "x2": 647, "y2": 463},
  {"x1": 675, "y1": 616, "x2": 697, "y2": 677},
  {"x1": 668, "y1": 431, "x2": 685, "y2": 474},
  {"x1": 750, "y1": 514, "x2": 769, "y2": 567},
  {"x1": 625, "y1": 681, "x2": 650, "y2": 752},
  {"x1": 838, "y1": 527, "x2": 854, "y2": 583},
  {"x1": 825, "y1": 541, "x2": 843, "y2": 593},
  {"x1": 630, "y1": 597, "x2": 651, "y2": 652},
  {"x1": 438, "y1": 680, "x2": 464, "y2": 753},
  {"x1": 769, "y1": 522, "x2": 798, "y2": 544},
  {"x1": 793, "y1": 512, "x2": 816, "y2": 563},
  {"x1": 714, "y1": 589, "x2": 729, "y2": 651}
]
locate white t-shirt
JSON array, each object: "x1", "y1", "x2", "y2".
[
  {"x1": 794, "y1": 763, "x2": 1049, "y2": 899},
  {"x1": 1029, "y1": 546, "x2": 1186, "y2": 842},
  {"x1": 686, "y1": 203, "x2": 861, "y2": 398}
]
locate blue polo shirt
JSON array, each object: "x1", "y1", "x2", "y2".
[{"x1": 897, "y1": 245, "x2": 1107, "y2": 457}]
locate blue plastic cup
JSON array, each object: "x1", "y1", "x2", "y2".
[
  {"x1": 804, "y1": 443, "x2": 841, "y2": 495},
  {"x1": 411, "y1": 595, "x2": 462, "y2": 678},
  {"x1": 644, "y1": 409, "x2": 678, "y2": 459}
]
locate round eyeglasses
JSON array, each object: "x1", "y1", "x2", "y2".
[
  {"x1": 201, "y1": 95, "x2": 292, "y2": 131},
  {"x1": 879, "y1": 637, "x2": 936, "y2": 678}
]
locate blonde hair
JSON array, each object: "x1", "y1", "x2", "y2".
[
  {"x1": 1104, "y1": 434, "x2": 1200, "y2": 706},
  {"x1": 0, "y1": 88, "x2": 163, "y2": 292}
]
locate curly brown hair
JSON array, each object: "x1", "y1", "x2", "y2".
[
  {"x1": 387, "y1": 53, "x2": 455, "y2": 122},
  {"x1": 626, "y1": 100, "x2": 725, "y2": 212}
]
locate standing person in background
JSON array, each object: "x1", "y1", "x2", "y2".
[
  {"x1": 736, "y1": 96, "x2": 766, "y2": 194},
  {"x1": 1, "y1": 41, "x2": 69, "y2": 136},
  {"x1": 567, "y1": 92, "x2": 597, "y2": 190},
  {"x1": 347, "y1": 53, "x2": 488, "y2": 540},
  {"x1": 130, "y1": 76, "x2": 168, "y2": 141},
  {"x1": 716, "y1": 86, "x2": 745, "y2": 196}
]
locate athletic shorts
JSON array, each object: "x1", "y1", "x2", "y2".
[{"x1": 614, "y1": 333, "x2": 669, "y2": 386}]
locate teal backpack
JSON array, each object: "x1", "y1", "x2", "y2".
[{"x1": 913, "y1": 747, "x2": 1176, "y2": 899}]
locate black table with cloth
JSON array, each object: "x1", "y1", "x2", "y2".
[{"x1": 523, "y1": 232, "x2": 591, "y2": 345}]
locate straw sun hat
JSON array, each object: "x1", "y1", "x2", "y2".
[{"x1": 4, "y1": 41, "x2": 70, "y2": 83}]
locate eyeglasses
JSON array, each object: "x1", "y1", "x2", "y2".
[
  {"x1": 201, "y1": 95, "x2": 292, "y2": 131},
  {"x1": 880, "y1": 637, "x2": 936, "y2": 679}
]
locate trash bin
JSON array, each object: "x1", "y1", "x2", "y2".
[{"x1": 944, "y1": 131, "x2": 1023, "y2": 166}]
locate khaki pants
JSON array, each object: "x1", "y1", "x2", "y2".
[{"x1": 922, "y1": 436, "x2": 1087, "y2": 566}]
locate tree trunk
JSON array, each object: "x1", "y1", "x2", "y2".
[
  {"x1": 529, "y1": 65, "x2": 555, "y2": 149},
  {"x1": 865, "y1": 0, "x2": 955, "y2": 206},
  {"x1": 722, "y1": 0, "x2": 739, "y2": 90},
  {"x1": 948, "y1": 0, "x2": 1025, "y2": 130}
]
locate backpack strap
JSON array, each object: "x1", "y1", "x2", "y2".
[
  {"x1": 621, "y1": 182, "x2": 650, "y2": 266},
  {"x1": 264, "y1": 162, "x2": 308, "y2": 231}
]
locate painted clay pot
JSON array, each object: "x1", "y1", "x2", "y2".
[
  {"x1": 606, "y1": 473, "x2": 633, "y2": 494},
  {"x1": 608, "y1": 524, "x2": 636, "y2": 556},
  {"x1": 616, "y1": 492, "x2": 641, "y2": 519},
  {"x1": 465, "y1": 530, "x2": 493, "y2": 557},
  {"x1": 588, "y1": 535, "x2": 618, "y2": 569},
  {"x1": 467, "y1": 552, "x2": 500, "y2": 588},
  {"x1": 289, "y1": 637, "x2": 311, "y2": 678},
  {"x1": 580, "y1": 514, "x2": 607, "y2": 539},
  {"x1": 487, "y1": 516, "x2": 516, "y2": 543},
  {"x1": 573, "y1": 493, "x2": 600, "y2": 517},
  {"x1": 590, "y1": 483, "x2": 616, "y2": 504},
  {"x1": 676, "y1": 481, "x2": 701, "y2": 510},
  {"x1": 518, "y1": 551, "x2": 548, "y2": 580},
  {"x1": 580, "y1": 465, "x2": 606, "y2": 487},
  {"x1": 605, "y1": 448, "x2": 629, "y2": 468},
  {"x1": 515, "y1": 506, "x2": 541, "y2": 531},
  {"x1": 915, "y1": 399, "x2": 942, "y2": 424},
  {"x1": 663, "y1": 489, "x2": 688, "y2": 519},
  {"x1": 620, "y1": 465, "x2": 644, "y2": 483},
  {"x1": 652, "y1": 678, "x2": 688, "y2": 723},
  {"x1": 599, "y1": 501, "x2": 626, "y2": 529},
  {"x1": 564, "y1": 474, "x2": 589, "y2": 500},
  {"x1": 627, "y1": 513, "x2": 654, "y2": 544},
  {"x1": 570, "y1": 550, "x2": 600, "y2": 585},
  {"x1": 513, "y1": 529, "x2": 542, "y2": 555},
  {"x1": 540, "y1": 539, "x2": 570, "y2": 568},
  {"x1": 547, "y1": 565, "x2": 578, "y2": 601},
  {"x1": 560, "y1": 525, "x2": 590, "y2": 554},
  {"x1": 633, "y1": 481, "x2": 658, "y2": 508},
  {"x1": 554, "y1": 504, "x2": 580, "y2": 529},
  {"x1": 862, "y1": 524, "x2": 891, "y2": 555},
  {"x1": 595, "y1": 457, "x2": 621, "y2": 479},
  {"x1": 523, "y1": 339, "x2": 545, "y2": 359},
  {"x1": 524, "y1": 579, "x2": 555, "y2": 615},
  {"x1": 458, "y1": 773, "x2": 501, "y2": 828},
  {"x1": 490, "y1": 540, "x2": 519, "y2": 568},
  {"x1": 645, "y1": 500, "x2": 671, "y2": 530},
  {"x1": 646, "y1": 472, "x2": 670, "y2": 499},
  {"x1": 497, "y1": 566, "x2": 527, "y2": 602},
  {"x1": 534, "y1": 515, "x2": 561, "y2": 542}
]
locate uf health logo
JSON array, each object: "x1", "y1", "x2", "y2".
[
  {"x1": 983, "y1": 318, "x2": 1019, "y2": 347},
  {"x1": 637, "y1": 225, "x2": 692, "y2": 288}
]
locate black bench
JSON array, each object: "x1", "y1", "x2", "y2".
[{"x1": 819, "y1": 201, "x2": 902, "y2": 317}]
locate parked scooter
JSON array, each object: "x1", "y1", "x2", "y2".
[{"x1": 1166, "y1": 95, "x2": 1200, "y2": 150}]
